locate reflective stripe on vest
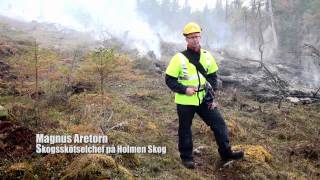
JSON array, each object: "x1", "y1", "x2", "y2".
[
  {"x1": 178, "y1": 53, "x2": 189, "y2": 80},
  {"x1": 173, "y1": 50, "x2": 213, "y2": 106},
  {"x1": 177, "y1": 53, "x2": 206, "y2": 81},
  {"x1": 205, "y1": 51, "x2": 211, "y2": 72}
]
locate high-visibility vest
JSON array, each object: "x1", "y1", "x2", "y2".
[{"x1": 166, "y1": 49, "x2": 219, "y2": 106}]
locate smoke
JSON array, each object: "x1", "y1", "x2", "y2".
[
  {"x1": 301, "y1": 54, "x2": 320, "y2": 88},
  {"x1": 0, "y1": 0, "x2": 242, "y2": 60},
  {"x1": 0, "y1": 0, "x2": 229, "y2": 60},
  {"x1": 0, "y1": 0, "x2": 162, "y2": 58},
  {"x1": 1, "y1": 1, "x2": 318, "y2": 87}
]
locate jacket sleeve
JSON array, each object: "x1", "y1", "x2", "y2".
[
  {"x1": 165, "y1": 74, "x2": 187, "y2": 94},
  {"x1": 207, "y1": 72, "x2": 218, "y2": 91}
]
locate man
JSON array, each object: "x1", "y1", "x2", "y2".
[{"x1": 165, "y1": 22, "x2": 244, "y2": 169}]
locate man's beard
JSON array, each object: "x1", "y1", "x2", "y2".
[{"x1": 188, "y1": 43, "x2": 201, "y2": 52}]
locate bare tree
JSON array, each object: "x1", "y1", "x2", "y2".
[
  {"x1": 33, "y1": 40, "x2": 39, "y2": 100},
  {"x1": 257, "y1": 1, "x2": 265, "y2": 67},
  {"x1": 66, "y1": 48, "x2": 83, "y2": 87},
  {"x1": 267, "y1": 0, "x2": 278, "y2": 48},
  {"x1": 313, "y1": 87, "x2": 320, "y2": 97}
]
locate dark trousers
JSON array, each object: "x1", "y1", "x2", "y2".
[{"x1": 177, "y1": 102, "x2": 230, "y2": 161}]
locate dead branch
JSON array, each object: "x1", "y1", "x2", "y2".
[
  {"x1": 303, "y1": 43, "x2": 320, "y2": 58},
  {"x1": 223, "y1": 54, "x2": 288, "y2": 94},
  {"x1": 222, "y1": 54, "x2": 319, "y2": 104},
  {"x1": 257, "y1": 1, "x2": 264, "y2": 67},
  {"x1": 260, "y1": 62, "x2": 288, "y2": 94},
  {"x1": 99, "y1": 109, "x2": 114, "y2": 134},
  {"x1": 312, "y1": 87, "x2": 320, "y2": 97}
]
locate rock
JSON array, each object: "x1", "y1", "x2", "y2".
[
  {"x1": 286, "y1": 97, "x2": 300, "y2": 103},
  {"x1": 193, "y1": 146, "x2": 206, "y2": 156},
  {"x1": 286, "y1": 97, "x2": 313, "y2": 104}
]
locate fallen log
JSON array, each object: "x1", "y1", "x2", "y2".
[
  {"x1": 221, "y1": 54, "x2": 320, "y2": 105},
  {"x1": 225, "y1": 55, "x2": 289, "y2": 96}
]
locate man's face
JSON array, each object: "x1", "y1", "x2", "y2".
[{"x1": 185, "y1": 32, "x2": 201, "y2": 49}]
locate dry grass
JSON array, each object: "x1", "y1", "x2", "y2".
[
  {"x1": 61, "y1": 154, "x2": 133, "y2": 180},
  {"x1": 1, "y1": 36, "x2": 319, "y2": 179}
]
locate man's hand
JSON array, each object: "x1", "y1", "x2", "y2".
[
  {"x1": 186, "y1": 87, "x2": 197, "y2": 96},
  {"x1": 208, "y1": 102, "x2": 219, "y2": 110}
]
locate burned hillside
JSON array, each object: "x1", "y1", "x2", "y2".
[{"x1": 0, "y1": 0, "x2": 320, "y2": 179}]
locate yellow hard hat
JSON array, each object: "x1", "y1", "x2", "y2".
[{"x1": 183, "y1": 22, "x2": 202, "y2": 35}]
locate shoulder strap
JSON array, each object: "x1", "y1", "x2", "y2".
[{"x1": 180, "y1": 51, "x2": 209, "y2": 81}]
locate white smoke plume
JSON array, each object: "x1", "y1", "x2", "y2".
[{"x1": 0, "y1": 0, "x2": 164, "y2": 58}]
